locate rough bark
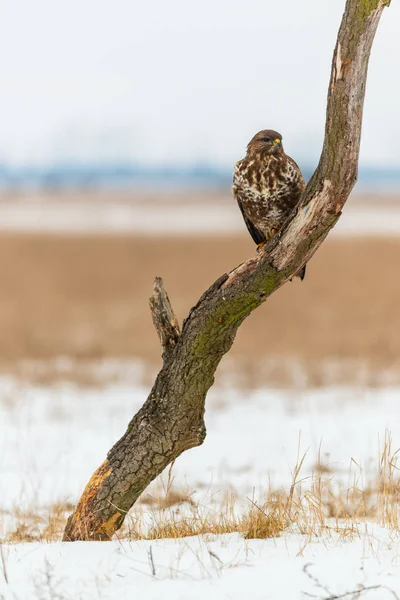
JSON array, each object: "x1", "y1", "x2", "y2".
[{"x1": 63, "y1": 0, "x2": 390, "y2": 542}]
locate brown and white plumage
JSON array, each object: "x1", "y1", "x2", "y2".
[{"x1": 233, "y1": 129, "x2": 306, "y2": 280}]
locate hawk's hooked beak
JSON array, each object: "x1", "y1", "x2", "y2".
[{"x1": 273, "y1": 138, "x2": 282, "y2": 148}]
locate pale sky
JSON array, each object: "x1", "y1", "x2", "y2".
[{"x1": 0, "y1": 1, "x2": 398, "y2": 168}]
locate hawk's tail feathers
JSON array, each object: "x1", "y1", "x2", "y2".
[{"x1": 297, "y1": 265, "x2": 307, "y2": 281}]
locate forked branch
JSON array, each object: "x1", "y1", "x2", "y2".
[{"x1": 63, "y1": 0, "x2": 390, "y2": 541}]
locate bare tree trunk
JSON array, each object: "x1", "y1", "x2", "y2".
[{"x1": 63, "y1": 0, "x2": 390, "y2": 542}]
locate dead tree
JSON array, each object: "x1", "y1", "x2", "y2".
[{"x1": 63, "y1": 0, "x2": 390, "y2": 541}]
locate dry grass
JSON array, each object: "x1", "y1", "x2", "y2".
[
  {"x1": 5, "y1": 439, "x2": 400, "y2": 545},
  {"x1": 0, "y1": 231, "x2": 400, "y2": 386},
  {"x1": 2, "y1": 502, "x2": 75, "y2": 544},
  {"x1": 131, "y1": 435, "x2": 400, "y2": 542},
  {"x1": 141, "y1": 502, "x2": 288, "y2": 541}
]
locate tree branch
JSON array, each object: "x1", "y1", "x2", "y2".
[{"x1": 63, "y1": 0, "x2": 389, "y2": 542}]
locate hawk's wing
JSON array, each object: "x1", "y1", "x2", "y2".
[
  {"x1": 235, "y1": 193, "x2": 266, "y2": 245},
  {"x1": 286, "y1": 156, "x2": 306, "y2": 191}
]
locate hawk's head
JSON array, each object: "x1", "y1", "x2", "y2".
[{"x1": 247, "y1": 130, "x2": 283, "y2": 156}]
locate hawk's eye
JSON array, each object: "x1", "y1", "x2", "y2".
[{"x1": 262, "y1": 137, "x2": 271, "y2": 143}]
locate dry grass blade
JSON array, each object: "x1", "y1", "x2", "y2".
[
  {"x1": 0, "y1": 544, "x2": 8, "y2": 584},
  {"x1": 303, "y1": 563, "x2": 400, "y2": 600}
]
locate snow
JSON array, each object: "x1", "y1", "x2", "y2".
[
  {"x1": 2, "y1": 529, "x2": 400, "y2": 599},
  {"x1": 2, "y1": 372, "x2": 400, "y2": 597},
  {"x1": 1, "y1": 376, "x2": 400, "y2": 511},
  {"x1": 0, "y1": 199, "x2": 399, "y2": 236}
]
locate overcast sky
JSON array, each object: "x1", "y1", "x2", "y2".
[{"x1": 0, "y1": 1, "x2": 398, "y2": 168}]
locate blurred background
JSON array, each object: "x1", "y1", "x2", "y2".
[
  {"x1": 0, "y1": 0, "x2": 399, "y2": 388},
  {"x1": 2, "y1": 0, "x2": 400, "y2": 546}
]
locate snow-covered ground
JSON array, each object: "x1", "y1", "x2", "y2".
[
  {"x1": 2, "y1": 373, "x2": 400, "y2": 598},
  {"x1": 3, "y1": 528, "x2": 400, "y2": 600},
  {"x1": 1, "y1": 377, "x2": 400, "y2": 511},
  {"x1": 0, "y1": 198, "x2": 399, "y2": 236}
]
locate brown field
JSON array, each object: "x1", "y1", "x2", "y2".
[{"x1": 0, "y1": 229, "x2": 399, "y2": 386}]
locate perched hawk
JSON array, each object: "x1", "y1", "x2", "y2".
[{"x1": 233, "y1": 129, "x2": 306, "y2": 280}]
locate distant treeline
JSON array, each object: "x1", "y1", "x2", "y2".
[{"x1": 0, "y1": 163, "x2": 399, "y2": 190}]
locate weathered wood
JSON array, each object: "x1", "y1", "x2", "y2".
[
  {"x1": 149, "y1": 277, "x2": 180, "y2": 359},
  {"x1": 63, "y1": 0, "x2": 389, "y2": 542}
]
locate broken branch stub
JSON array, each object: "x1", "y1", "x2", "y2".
[{"x1": 149, "y1": 277, "x2": 180, "y2": 357}]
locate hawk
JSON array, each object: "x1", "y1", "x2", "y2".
[{"x1": 233, "y1": 129, "x2": 306, "y2": 280}]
